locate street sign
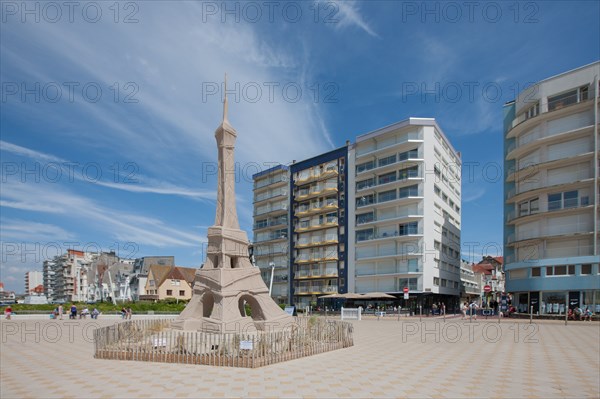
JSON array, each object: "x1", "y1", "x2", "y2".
[
  {"x1": 484, "y1": 285, "x2": 492, "y2": 293},
  {"x1": 403, "y1": 293, "x2": 409, "y2": 300},
  {"x1": 403, "y1": 287, "x2": 409, "y2": 293}
]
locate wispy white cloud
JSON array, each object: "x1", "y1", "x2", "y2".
[
  {"x1": 0, "y1": 140, "x2": 216, "y2": 201},
  {"x1": 332, "y1": 1, "x2": 379, "y2": 38},
  {"x1": 0, "y1": 179, "x2": 202, "y2": 248},
  {"x1": 462, "y1": 187, "x2": 486, "y2": 203}
]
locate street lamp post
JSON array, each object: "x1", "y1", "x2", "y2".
[{"x1": 268, "y1": 262, "x2": 275, "y2": 297}]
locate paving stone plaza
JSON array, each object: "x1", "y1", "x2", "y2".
[{"x1": 1, "y1": 315, "x2": 598, "y2": 398}]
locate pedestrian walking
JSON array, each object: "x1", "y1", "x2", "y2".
[
  {"x1": 5, "y1": 305, "x2": 12, "y2": 320},
  {"x1": 58, "y1": 304, "x2": 63, "y2": 320}
]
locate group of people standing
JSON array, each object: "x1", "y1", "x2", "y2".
[
  {"x1": 460, "y1": 301, "x2": 479, "y2": 319},
  {"x1": 50, "y1": 304, "x2": 99, "y2": 319}
]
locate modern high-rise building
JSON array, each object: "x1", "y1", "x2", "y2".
[
  {"x1": 504, "y1": 61, "x2": 600, "y2": 314},
  {"x1": 251, "y1": 118, "x2": 462, "y2": 310},
  {"x1": 289, "y1": 147, "x2": 348, "y2": 309},
  {"x1": 348, "y1": 118, "x2": 462, "y2": 309},
  {"x1": 24, "y1": 271, "x2": 43, "y2": 294},
  {"x1": 252, "y1": 165, "x2": 291, "y2": 304}
]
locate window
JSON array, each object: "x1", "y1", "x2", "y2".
[
  {"x1": 434, "y1": 185, "x2": 441, "y2": 196},
  {"x1": 399, "y1": 165, "x2": 419, "y2": 180},
  {"x1": 399, "y1": 185, "x2": 419, "y2": 198},
  {"x1": 519, "y1": 198, "x2": 539, "y2": 216},
  {"x1": 166, "y1": 290, "x2": 173, "y2": 296},
  {"x1": 255, "y1": 219, "x2": 268, "y2": 229},
  {"x1": 357, "y1": 194, "x2": 375, "y2": 207},
  {"x1": 531, "y1": 267, "x2": 541, "y2": 277},
  {"x1": 441, "y1": 279, "x2": 447, "y2": 287},
  {"x1": 356, "y1": 229, "x2": 374, "y2": 242},
  {"x1": 399, "y1": 222, "x2": 418, "y2": 236},
  {"x1": 399, "y1": 278, "x2": 418, "y2": 291},
  {"x1": 356, "y1": 212, "x2": 374, "y2": 225},
  {"x1": 525, "y1": 102, "x2": 539, "y2": 120},
  {"x1": 378, "y1": 171, "x2": 396, "y2": 185},
  {"x1": 399, "y1": 148, "x2": 419, "y2": 161},
  {"x1": 378, "y1": 154, "x2": 397, "y2": 167},
  {"x1": 356, "y1": 160, "x2": 374, "y2": 173},
  {"x1": 378, "y1": 190, "x2": 397, "y2": 203},
  {"x1": 434, "y1": 240, "x2": 440, "y2": 250},
  {"x1": 356, "y1": 178, "x2": 374, "y2": 190},
  {"x1": 581, "y1": 264, "x2": 592, "y2": 274},
  {"x1": 548, "y1": 89, "x2": 578, "y2": 111},
  {"x1": 433, "y1": 277, "x2": 440, "y2": 286},
  {"x1": 549, "y1": 191, "x2": 579, "y2": 210}
]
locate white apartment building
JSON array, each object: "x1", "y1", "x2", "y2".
[
  {"x1": 348, "y1": 118, "x2": 462, "y2": 310},
  {"x1": 504, "y1": 61, "x2": 600, "y2": 314},
  {"x1": 24, "y1": 271, "x2": 43, "y2": 294}
]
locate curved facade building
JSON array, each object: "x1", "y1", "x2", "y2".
[{"x1": 504, "y1": 61, "x2": 600, "y2": 314}]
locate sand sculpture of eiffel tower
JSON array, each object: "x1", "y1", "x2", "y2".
[{"x1": 172, "y1": 77, "x2": 294, "y2": 332}]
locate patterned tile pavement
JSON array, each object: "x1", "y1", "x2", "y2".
[{"x1": 1, "y1": 315, "x2": 598, "y2": 398}]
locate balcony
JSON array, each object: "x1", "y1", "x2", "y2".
[
  {"x1": 356, "y1": 228, "x2": 423, "y2": 243},
  {"x1": 295, "y1": 217, "x2": 339, "y2": 232},
  {"x1": 356, "y1": 132, "x2": 422, "y2": 159},
  {"x1": 295, "y1": 253, "x2": 339, "y2": 264},
  {"x1": 356, "y1": 172, "x2": 423, "y2": 193},
  {"x1": 254, "y1": 175, "x2": 287, "y2": 190},
  {"x1": 356, "y1": 190, "x2": 423, "y2": 209},
  {"x1": 295, "y1": 199, "x2": 338, "y2": 216},
  {"x1": 253, "y1": 189, "x2": 288, "y2": 204},
  {"x1": 254, "y1": 232, "x2": 288, "y2": 243},
  {"x1": 253, "y1": 218, "x2": 288, "y2": 230},
  {"x1": 295, "y1": 167, "x2": 339, "y2": 185},
  {"x1": 295, "y1": 183, "x2": 338, "y2": 201},
  {"x1": 506, "y1": 244, "x2": 595, "y2": 265},
  {"x1": 254, "y1": 203, "x2": 288, "y2": 216},
  {"x1": 507, "y1": 93, "x2": 594, "y2": 136},
  {"x1": 294, "y1": 285, "x2": 338, "y2": 295},
  {"x1": 356, "y1": 211, "x2": 423, "y2": 226},
  {"x1": 356, "y1": 247, "x2": 422, "y2": 261},
  {"x1": 295, "y1": 268, "x2": 339, "y2": 279},
  {"x1": 295, "y1": 233, "x2": 339, "y2": 248},
  {"x1": 507, "y1": 222, "x2": 594, "y2": 245}
]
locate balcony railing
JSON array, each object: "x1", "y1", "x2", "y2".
[
  {"x1": 356, "y1": 171, "x2": 422, "y2": 192},
  {"x1": 295, "y1": 269, "x2": 338, "y2": 278},
  {"x1": 295, "y1": 217, "x2": 339, "y2": 231},
  {"x1": 509, "y1": 91, "x2": 592, "y2": 131},
  {"x1": 356, "y1": 210, "x2": 423, "y2": 225},
  {"x1": 295, "y1": 167, "x2": 339, "y2": 184},
  {"x1": 507, "y1": 244, "x2": 594, "y2": 264},
  {"x1": 254, "y1": 204, "x2": 288, "y2": 216},
  {"x1": 356, "y1": 190, "x2": 422, "y2": 208},
  {"x1": 254, "y1": 189, "x2": 288, "y2": 203},
  {"x1": 254, "y1": 232, "x2": 288, "y2": 243},
  {"x1": 253, "y1": 218, "x2": 288, "y2": 230},
  {"x1": 356, "y1": 228, "x2": 423, "y2": 243},
  {"x1": 294, "y1": 285, "x2": 338, "y2": 294},
  {"x1": 254, "y1": 175, "x2": 287, "y2": 189},
  {"x1": 356, "y1": 132, "x2": 422, "y2": 158}
]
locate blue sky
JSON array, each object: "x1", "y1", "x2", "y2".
[{"x1": 1, "y1": 1, "x2": 599, "y2": 292}]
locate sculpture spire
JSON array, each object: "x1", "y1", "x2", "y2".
[{"x1": 223, "y1": 73, "x2": 229, "y2": 124}]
